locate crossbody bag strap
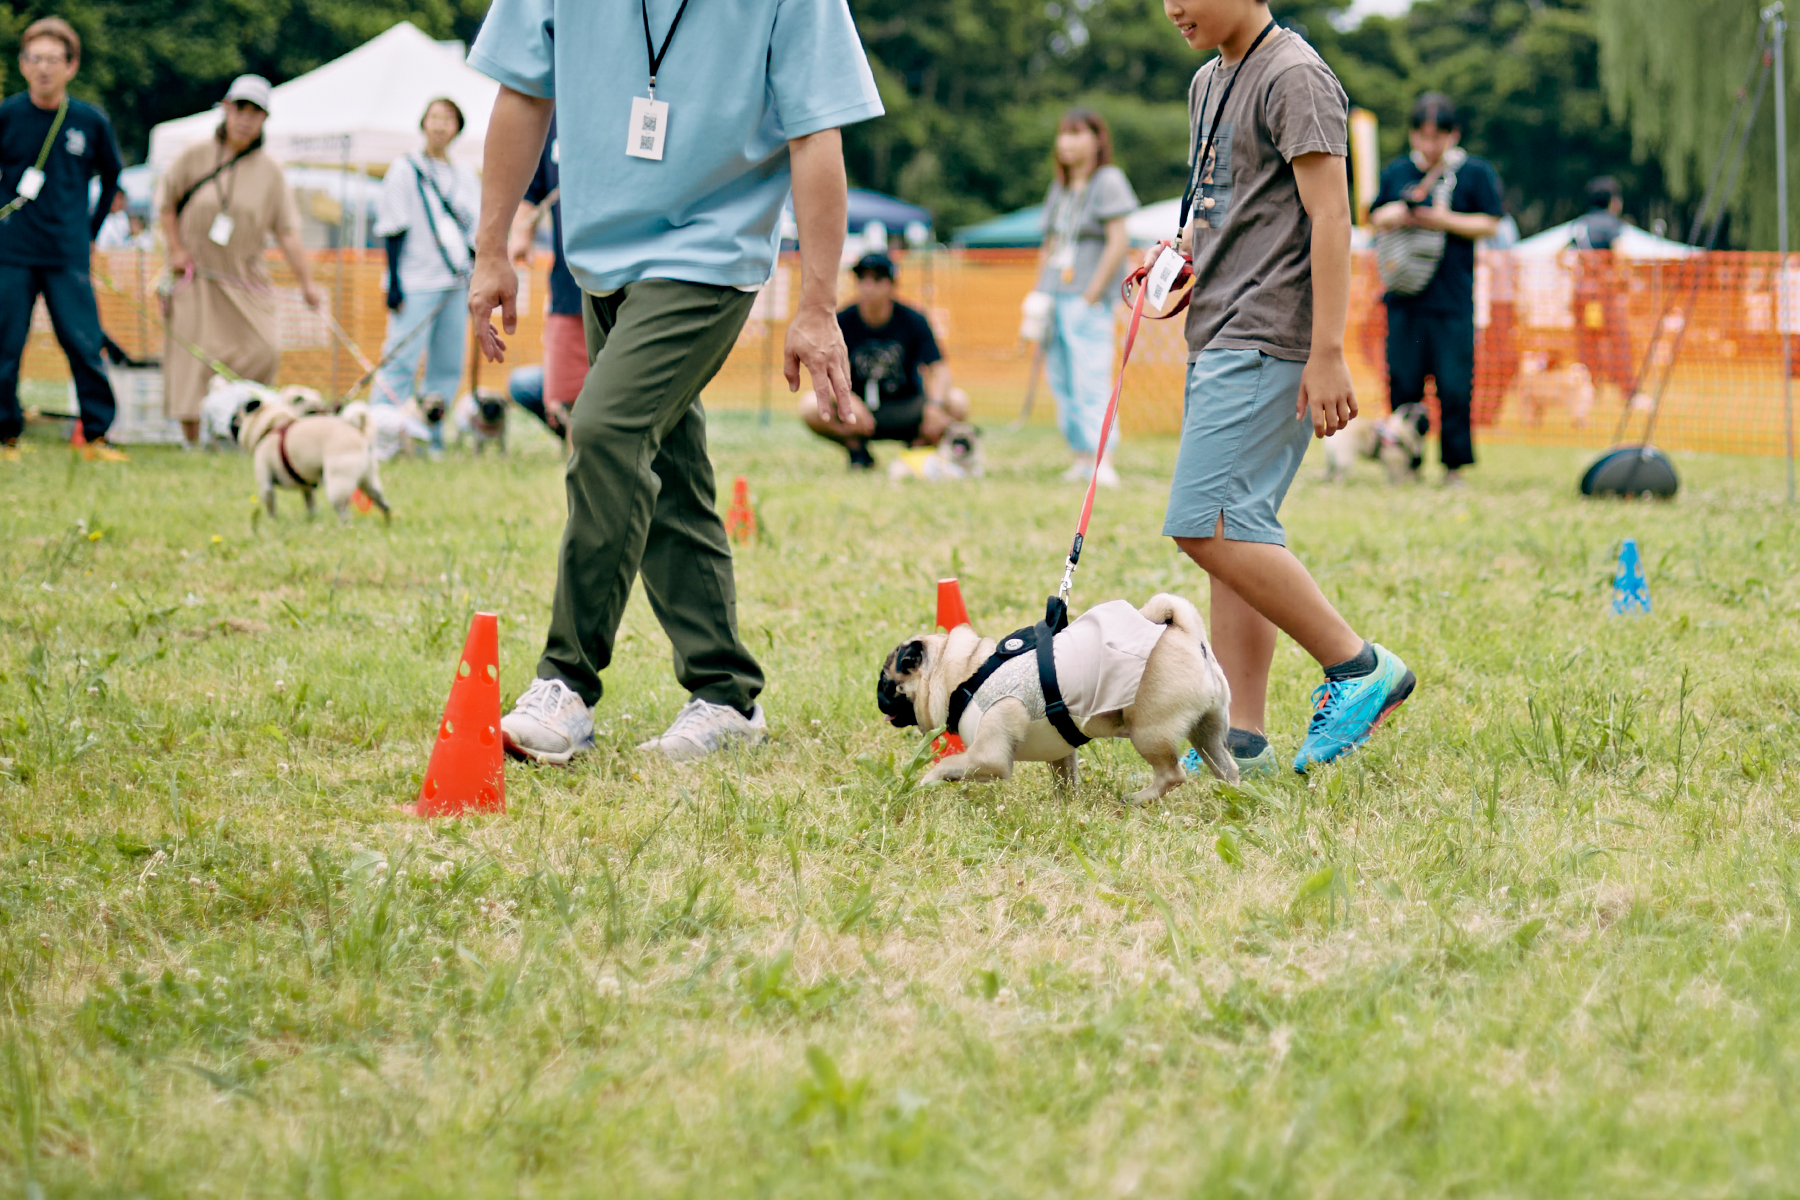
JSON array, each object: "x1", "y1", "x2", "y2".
[
  {"x1": 173, "y1": 138, "x2": 262, "y2": 219},
  {"x1": 0, "y1": 98, "x2": 68, "y2": 221},
  {"x1": 412, "y1": 155, "x2": 470, "y2": 279}
]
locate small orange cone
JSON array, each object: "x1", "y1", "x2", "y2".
[
  {"x1": 351, "y1": 488, "x2": 374, "y2": 514},
  {"x1": 410, "y1": 612, "x2": 505, "y2": 818},
  {"x1": 933, "y1": 578, "x2": 970, "y2": 761},
  {"x1": 70, "y1": 419, "x2": 86, "y2": 447},
  {"x1": 725, "y1": 475, "x2": 756, "y2": 543}
]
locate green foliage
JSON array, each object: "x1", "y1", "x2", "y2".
[
  {"x1": 1597, "y1": 0, "x2": 1799, "y2": 249},
  {"x1": 848, "y1": 0, "x2": 1659, "y2": 236},
  {"x1": 0, "y1": 1, "x2": 489, "y2": 164}
]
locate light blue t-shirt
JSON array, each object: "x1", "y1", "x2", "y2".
[{"x1": 469, "y1": 0, "x2": 885, "y2": 292}]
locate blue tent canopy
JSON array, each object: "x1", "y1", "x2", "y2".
[
  {"x1": 952, "y1": 205, "x2": 1044, "y2": 249},
  {"x1": 782, "y1": 187, "x2": 933, "y2": 239}
]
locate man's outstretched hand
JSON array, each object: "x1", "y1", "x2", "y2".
[
  {"x1": 468, "y1": 250, "x2": 517, "y2": 363},
  {"x1": 785, "y1": 303, "x2": 853, "y2": 422}
]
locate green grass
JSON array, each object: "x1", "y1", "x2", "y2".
[{"x1": 3, "y1": 410, "x2": 1799, "y2": 1198}]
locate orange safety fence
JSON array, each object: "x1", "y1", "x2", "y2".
[{"x1": 38, "y1": 246, "x2": 1798, "y2": 459}]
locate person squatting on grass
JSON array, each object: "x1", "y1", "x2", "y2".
[
  {"x1": 0, "y1": 16, "x2": 125, "y2": 462},
  {"x1": 798, "y1": 250, "x2": 970, "y2": 469},
  {"x1": 158, "y1": 74, "x2": 321, "y2": 447},
  {"x1": 1159, "y1": 0, "x2": 1414, "y2": 775},
  {"x1": 467, "y1": 0, "x2": 884, "y2": 765},
  {"x1": 372, "y1": 97, "x2": 481, "y2": 452},
  {"x1": 1033, "y1": 108, "x2": 1138, "y2": 488},
  {"x1": 1370, "y1": 93, "x2": 1505, "y2": 486}
]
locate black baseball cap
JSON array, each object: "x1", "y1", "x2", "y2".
[{"x1": 853, "y1": 251, "x2": 895, "y2": 280}]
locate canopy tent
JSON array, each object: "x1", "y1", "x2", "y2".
[
  {"x1": 146, "y1": 21, "x2": 497, "y2": 174},
  {"x1": 952, "y1": 205, "x2": 1044, "y2": 249},
  {"x1": 1513, "y1": 219, "x2": 1694, "y2": 259},
  {"x1": 778, "y1": 188, "x2": 934, "y2": 243}
]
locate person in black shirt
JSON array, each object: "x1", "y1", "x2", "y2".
[
  {"x1": 1372, "y1": 93, "x2": 1504, "y2": 486},
  {"x1": 0, "y1": 17, "x2": 123, "y2": 460},
  {"x1": 505, "y1": 114, "x2": 584, "y2": 440},
  {"x1": 799, "y1": 252, "x2": 968, "y2": 469},
  {"x1": 1569, "y1": 176, "x2": 1633, "y2": 399}
]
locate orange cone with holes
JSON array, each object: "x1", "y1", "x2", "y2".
[
  {"x1": 410, "y1": 612, "x2": 505, "y2": 817},
  {"x1": 933, "y1": 579, "x2": 970, "y2": 761}
]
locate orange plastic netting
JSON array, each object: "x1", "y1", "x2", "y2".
[{"x1": 34, "y1": 245, "x2": 1797, "y2": 459}]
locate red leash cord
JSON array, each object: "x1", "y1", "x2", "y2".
[{"x1": 1053, "y1": 240, "x2": 1193, "y2": 608}]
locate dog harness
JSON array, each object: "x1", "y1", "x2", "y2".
[
  {"x1": 944, "y1": 600, "x2": 1170, "y2": 750},
  {"x1": 252, "y1": 419, "x2": 319, "y2": 487}
]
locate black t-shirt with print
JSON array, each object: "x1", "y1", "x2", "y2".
[
  {"x1": 1375, "y1": 153, "x2": 1505, "y2": 314},
  {"x1": 839, "y1": 301, "x2": 941, "y2": 407},
  {"x1": 0, "y1": 93, "x2": 122, "y2": 269}
]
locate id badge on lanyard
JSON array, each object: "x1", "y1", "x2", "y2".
[
  {"x1": 208, "y1": 213, "x2": 235, "y2": 246},
  {"x1": 1048, "y1": 241, "x2": 1076, "y2": 284},
  {"x1": 16, "y1": 167, "x2": 44, "y2": 201},
  {"x1": 629, "y1": 0, "x2": 691, "y2": 162}
]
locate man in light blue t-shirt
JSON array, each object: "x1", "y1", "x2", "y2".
[{"x1": 467, "y1": 0, "x2": 883, "y2": 766}]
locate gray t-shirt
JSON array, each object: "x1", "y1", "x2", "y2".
[
  {"x1": 1037, "y1": 164, "x2": 1139, "y2": 297},
  {"x1": 1180, "y1": 30, "x2": 1349, "y2": 362}
]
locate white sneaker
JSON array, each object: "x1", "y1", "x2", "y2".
[
  {"x1": 1094, "y1": 459, "x2": 1120, "y2": 488},
  {"x1": 501, "y1": 678, "x2": 594, "y2": 765},
  {"x1": 637, "y1": 698, "x2": 767, "y2": 762},
  {"x1": 1060, "y1": 459, "x2": 1093, "y2": 482}
]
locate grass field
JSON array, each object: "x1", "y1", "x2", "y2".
[{"x1": 3, "y1": 409, "x2": 1799, "y2": 1198}]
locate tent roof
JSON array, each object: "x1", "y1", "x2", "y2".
[
  {"x1": 146, "y1": 21, "x2": 497, "y2": 173},
  {"x1": 1513, "y1": 219, "x2": 1694, "y2": 259},
  {"x1": 952, "y1": 205, "x2": 1044, "y2": 248}
]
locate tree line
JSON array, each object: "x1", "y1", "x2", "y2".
[{"x1": 2, "y1": 0, "x2": 1790, "y2": 246}]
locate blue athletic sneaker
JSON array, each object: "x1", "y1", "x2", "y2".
[
  {"x1": 1182, "y1": 743, "x2": 1280, "y2": 780},
  {"x1": 1293, "y1": 644, "x2": 1415, "y2": 774}
]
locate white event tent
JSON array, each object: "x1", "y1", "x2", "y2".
[{"x1": 146, "y1": 21, "x2": 497, "y2": 176}]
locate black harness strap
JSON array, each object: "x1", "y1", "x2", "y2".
[
  {"x1": 1035, "y1": 620, "x2": 1091, "y2": 748},
  {"x1": 945, "y1": 625, "x2": 1038, "y2": 737}
]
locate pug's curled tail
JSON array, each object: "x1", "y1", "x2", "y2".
[{"x1": 1140, "y1": 593, "x2": 1206, "y2": 643}]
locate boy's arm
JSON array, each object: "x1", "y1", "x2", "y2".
[{"x1": 1292, "y1": 151, "x2": 1355, "y2": 438}]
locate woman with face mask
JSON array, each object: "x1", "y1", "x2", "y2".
[
  {"x1": 370, "y1": 98, "x2": 481, "y2": 453},
  {"x1": 157, "y1": 75, "x2": 320, "y2": 446},
  {"x1": 1030, "y1": 108, "x2": 1138, "y2": 487}
]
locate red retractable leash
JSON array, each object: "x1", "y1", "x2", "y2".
[{"x1": 1046, "y1": 239, "x2": 1193, "y2": 627}]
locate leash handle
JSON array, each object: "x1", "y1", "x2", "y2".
[{"x1": 1058, "y1": 260, "x2": 1152, "y2": 605}]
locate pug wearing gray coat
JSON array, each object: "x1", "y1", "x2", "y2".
[
  {"x1": 237, "y1": 397, "x2": 391, "y2": 523},
  {"x1": 877, "y1": 594, "x2": 1237, "y2": 804}
]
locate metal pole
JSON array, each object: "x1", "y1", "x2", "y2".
[{"x1": 1774, "y1": 2, "x2": 1794, "y2": 503}]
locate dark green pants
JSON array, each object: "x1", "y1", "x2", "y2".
[{"x1": 537, "y1": 280, "x2": 763, "y2": 711}]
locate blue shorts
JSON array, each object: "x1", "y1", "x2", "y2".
[{"x1": 1161, "y1": 348, "x2": 1311, "y2": 546}]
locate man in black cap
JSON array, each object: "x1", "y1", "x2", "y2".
[{"x1": 799, "y1": 251, "x2": 967, "y2": 468}]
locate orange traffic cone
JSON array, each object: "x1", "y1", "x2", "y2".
[
  {"x1": 350, "y1": 488, "x2": 374, "y2": 514},
  {"x1": 725, "y1": 475, "x2": 756, "y2": 543},
  {"x1": 933, "y1": 578, "x2": 969, "y2": 761},
  {"x1": 69, "y1": 419, "x2": 86, "y2": 448},
  {"x1": 410, "y1": 612, "x2": 505, "y2": 818}
]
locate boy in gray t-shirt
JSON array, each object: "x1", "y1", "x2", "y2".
[{"x1": 1159, "y1": 0, "x2": 1414, "y2": 775}]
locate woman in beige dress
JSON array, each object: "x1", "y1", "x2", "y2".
[{"x1": 156, "y1": 74, "x2": 320, "y2": 444}]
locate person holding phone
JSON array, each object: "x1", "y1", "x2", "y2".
[{"x1": 1370, "y1": 93, "x2": 1504, "y2": 486}]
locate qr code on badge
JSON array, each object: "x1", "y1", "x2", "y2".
[
  {"x1": 642, "y1": 113, "x2": 658, "y2": 132},
  {"x1": 639, "y1": 134, "x2": 656, "y2": 151}
]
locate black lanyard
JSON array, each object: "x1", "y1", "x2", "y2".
[
  {"x1": 1179, "y1": 19, "x2": 1279, "y2": 234},
  {"x1": 641, "y1": 0, "x2": 694, "y2": 97}
]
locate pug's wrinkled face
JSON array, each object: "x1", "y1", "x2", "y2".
[{"x1": 876, "y1": 639, "x2": 927, "y2": 728}]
